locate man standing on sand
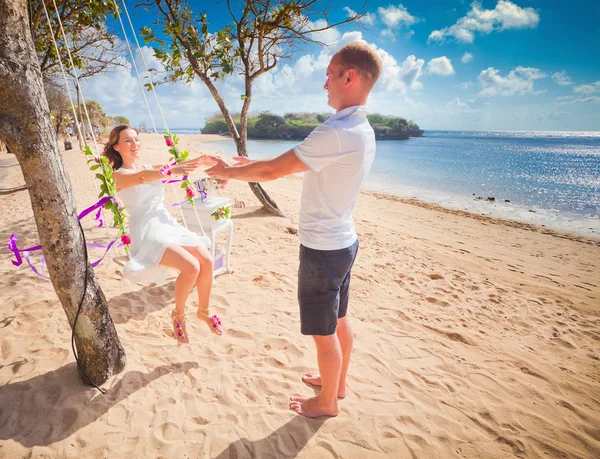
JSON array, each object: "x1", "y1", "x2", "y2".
[{"x1": 206, "y1": 41, "x2": 383, "y2": 418}]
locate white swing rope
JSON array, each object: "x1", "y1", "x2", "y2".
[
  {"x1": 41, "y1": 0, "x2": 118, "y2": 254},
  {"x1": 113, "y1": 0, "x2": 207, "y2": 238}
]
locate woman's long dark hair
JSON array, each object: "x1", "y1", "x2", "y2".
[{"x1": 103, "y1": 125, "x2": 137, "y2": 170}]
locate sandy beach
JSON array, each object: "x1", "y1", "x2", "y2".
[{"x1": 1, "y1": 133, "x2": 599, "y2": 458}]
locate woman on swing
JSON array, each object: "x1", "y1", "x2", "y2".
[{"x1": 104, "y1": 125, "x2": 223, "y2": 343}]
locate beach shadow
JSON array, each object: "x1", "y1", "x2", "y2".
[
  {"x1": 231, "y1": 207, "x2": 272, "y2": 220},
  {"x1": 214, "y1": 415, "x2": 325, "y2": 459},
  {"x1": 0, "y1": 360, "x2": 198, "y2": 448},
  {"x1": 107, "y1": 280, "x2": 176, "y2": 324}
]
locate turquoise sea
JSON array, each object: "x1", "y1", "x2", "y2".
[{"x1": 194, "y1": 130, "x2": 600, "y2": 238}]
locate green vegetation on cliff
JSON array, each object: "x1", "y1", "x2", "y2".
[{"x1": 202, "y1": 112, "x2": 423, "y2": 140}]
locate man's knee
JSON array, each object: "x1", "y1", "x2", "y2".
[{"x1": 312, "y1": 334, "x2": 341, "y2": 353}]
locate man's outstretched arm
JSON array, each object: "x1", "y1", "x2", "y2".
[{"x1": 205, "y1": 149, "x2": 308, "y2": 182}]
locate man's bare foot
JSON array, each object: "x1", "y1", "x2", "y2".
[
  {"x1": 171, "y1": 311, "x2": 189, "y2": 344},
  {"x1": 301, "y1": 371, "x2": 347, "y2": 398},
  {"x1": 196, "y1": 308, "x2": 224, "y2": 335},
  {"x1": 289, "y1": 395, "x2": 339, "y2": 418}
]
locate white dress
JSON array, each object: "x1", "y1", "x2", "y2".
[{"x1": 117, "y1": 166, "x2": 210, "y2": 283}]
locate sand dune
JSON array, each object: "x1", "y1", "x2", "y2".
[{"x1": 1, "y1": 134, "x2": 599, "y2": 458}]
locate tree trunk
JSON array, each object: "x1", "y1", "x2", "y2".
[
  {"x1": 0, "y1": 0, "x2": 126, "y2": 386},
  {"x1": 191, "y1": 60, "x2": 285, "y2": 217},
  {"x1": 234, "y1": 134, "x2": 285, "y2": 217}
]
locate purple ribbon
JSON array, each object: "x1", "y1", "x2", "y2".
[
  {"x1": 79, "y1": 196, "x2": 111, "y2": 220},
  {"x1": 168, "y1": 199, "x2": 188, "y2": 208},
  {"x1": 95, "y1": 207, "x2": 103, "y2": 228},
  {"x1": 7, "y1": 234, "x2": 41, "y2": 267},
  {"x1": 24, "y1": 251, "x2": 50, "y2": 280},
  {"x1": 7, "y1": 196, "x2": 124, "y2": 280},
  {"x1": 162, "y1": 173, "x2": 188, "y2": 185}
]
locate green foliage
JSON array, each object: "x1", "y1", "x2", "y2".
[
  {"x1": 31, "y1": 0, "x2": 123, "y2": 81},
  {"x1": 202, "y1": 112, "x2": 423, "y2": 140},
  {"x1": 202, "y1": 118, "x2": 232, "y2": 134},
  {"x1": 140, "y1": 4, "x2": 237, "y2": 88},
  {"x1": 366, "y1": 114, "x2": 423, "y2": 139},
  {"x1": 211, "y1": 206, "x2": 231, "y2": 221},
  {"x1": 84, "y1": 100, "x2": 111, "y2": 134},
  {"x1": 141, "y1": 0, "x2": 361, "y2": 146},
  {"x1": 163, "y1": 131, "x2": 194, "y2": 205},
  {"x1": 83, "y1": 145, "x2": 129, "y2": 249},
  {"x1": 110, "y1": 116, "x2": 130, "y2": 127}
]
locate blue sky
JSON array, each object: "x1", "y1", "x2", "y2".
[{"x1": 81, "y1": 0, "x2": 600, "y2": 131}]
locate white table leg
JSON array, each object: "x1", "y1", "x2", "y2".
[{"x1": 226, "y1": 220, "x2": 234, "y2": 272}]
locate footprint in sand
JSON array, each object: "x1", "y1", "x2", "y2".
[{"x1": 425, "y1": 297, "x2": 450, "y2": 307}]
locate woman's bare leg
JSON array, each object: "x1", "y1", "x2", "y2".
[
  {"x1": 159, "y1": 245, "x2": 200, "y2": 343},
  {"x1": 184, "y1": 246, "x2": 223, "y2": 335}
]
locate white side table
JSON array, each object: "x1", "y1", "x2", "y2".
[{"x1": 180, "y1": 197, "x2": 233, "y2": 276}]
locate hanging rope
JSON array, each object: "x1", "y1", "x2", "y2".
[
  {"x1": 112, "y1": 0, "x2": 207, "y2": 237},
  {"x1": 41, "y1": 0, "x2": 118, "y2": 252}
]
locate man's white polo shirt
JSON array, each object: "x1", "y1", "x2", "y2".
[{"x1": 293, "y1": 105, "x2": 376, "y2": 251}]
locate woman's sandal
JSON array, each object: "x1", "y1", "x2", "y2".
[
  {"x1": 197, "y1": 308, "x2": 224, "y2": 335},
  {"x1": 171, "y1": 311, "x2": 189, "y2": 344}
]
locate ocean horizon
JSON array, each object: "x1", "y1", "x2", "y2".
[{"x1": 192, "y1": 129, "x2": 600, "y2": 238}]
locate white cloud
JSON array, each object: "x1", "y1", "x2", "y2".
[
  {"x1": 426, "y1": 56, "x2": 455, "y2": 76},
  {"x1": 253, "y1": 32, "x2": 425, "y2": 103},
  {"x1": 372, "y1": 47, "x2": 425, "y2": 92},
  {"x1": 378, "y1": 4, "x2": 419, "y2": 40},
  {"x1": 380, "y1": 29, "x2": 397, "y2": 41},
  {"x1": 307, "y1": 19, "x2": 341, "y2": 45},
  {"x1": 552, "y1": 70, "x2": 573, "y2": 86},
  {"x1": 556, "y1": 95, "x2": 600, "y2": 106},
  {"x1": 378, "y1": 4, "x2": 418, "y2": 28},
  {"x1": 428, "y1": 0, "x2": 539, "y2": 43},
  {"x1": 555, "y1": 96, "x2": 574, "y2": 102},
  {"x1": 515, "y1": 66, "x2": 547, "y2": 80},
  {"x1": 478, "y1": 66, "x2": 547, "y2": 97},
  {"x1": 461, "y1": 52, "x2": 473, "y2": 63},
  {"x1": 573, "y1": 81, "x2": 600, "y2": 95},
  {"x1": 332, "y1": 31, "x2": 365, "y2": 51},
  {"x1": 446, "y1": 97, "x2": 470, "y2": 110},
  {"x1": 343, "y1": 7, "x2": 376, "y2": 26},
  {"x1": 459, "y1": 81, "x2": 473, "y2": 89}
]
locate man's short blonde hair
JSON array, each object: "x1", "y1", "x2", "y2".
[{"x1": 335, "y1": 42, "x2": 383, "y2": 89}]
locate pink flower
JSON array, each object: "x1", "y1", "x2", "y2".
[
  {"x1": 121, "y1": 234, "x2": 131, "y2": 245},
  {"x1": 111, "y1": 196, "x2": 125, "y2": 210},
  {"x1": 186, "y1": 187, "x2": 195, "y2": 198},
  {"x1": 165, "y1": 137, "x2": 174, "y2": 147},
  {"x1": 94, "y1": 157, "x2": 100, "y2": 164},
  {"x1": 217, "y1": 209, "x2": 223, "y2": 216}
]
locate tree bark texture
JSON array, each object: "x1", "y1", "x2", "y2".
[{"x1": 0, "y1": 0, "x2": 126, "y2": 385}]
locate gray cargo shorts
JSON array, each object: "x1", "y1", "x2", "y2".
[{"x1": 297, "y1": 239, "x2": 359, "y2": 336}]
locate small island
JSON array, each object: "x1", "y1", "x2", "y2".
[{"x1": 202, "y1": 112, "x2": 424, "y2": 140}]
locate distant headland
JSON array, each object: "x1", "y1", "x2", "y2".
[{"x1": 202, "y1": 112, "x2": 424, "y2": 141}]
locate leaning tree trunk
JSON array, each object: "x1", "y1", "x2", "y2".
[
  {"x1": 238, "y1": 84, "x2": 285, "y2": 217},
  {"x1": 194, "y1": 67, "x2": 285, "y2": 217},
  {"x1": 0, "y1": 0, "x2": 126, "y2": 385},
  {"x1": 233, "y1": 135, "x2": 285, "y2": 217}
]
